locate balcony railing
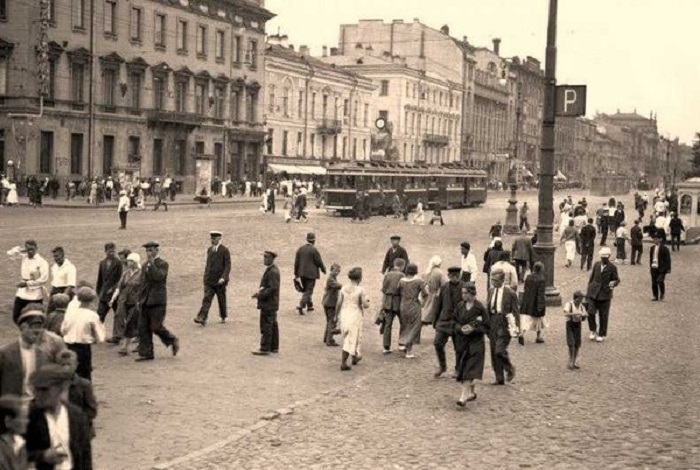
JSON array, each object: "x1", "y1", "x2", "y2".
[
  {"x1": 423, "y1": 133, "x2": 450, "y2": 146},
  {"x1": 146, "y1": 110, "x2": 204, "y2": 127},
  {"x1": 317, "y1": 118, "x2": 342, "y2": 135}
]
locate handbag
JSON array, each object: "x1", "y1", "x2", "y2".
[{"x1": 293, "y1": 278, "x2": 304, "y2": 293}]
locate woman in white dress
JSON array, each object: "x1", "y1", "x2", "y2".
[
  {"x1": 411, "y1": 198, "x2": 426, "y2": 225},
  {"x1": 336, "y1": 267, "x2": 370, "y2": 371},
  {"x1": 6, "y1": 183, "x2": 18, "y2": 205},
  {"x1": 421, "y1": 255, "x2": 445, "y2": 325}
]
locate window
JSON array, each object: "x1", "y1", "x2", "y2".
[
  {"x1": 322, "y1": 94, "x2": 328, "y2": 119},
  {"x1": 40, "y1": 132, "x2": 54, "y2": 174},
  {"x1": 268, "y1": 85, "x2": 275, "y2": 113},
  {"x1": 282, "y1": 89, "x2": 289, "y2": 116},
  {"x1": 195, "y1": 141, "x2": 204, "y2": 155},
  {"x1": 130, "y1": 7, "x2": 142, "y2": 41},
  {"x1": 214, "y1": 86, "x2": 225, "y2": 119},
  {"x1": 215, "y1": 30, "x2": 225, "y2": 60},
  {"x1": 214, "y1": 142, "x2": 223, "y2": 177},
  {"x1": 73, "y1": 0, "x2": 85, "y2": 29},
  {"x1": 353, "y1": 101, "x2": 358, "y2": 126},
  {"x1": 46, "y1": 59, "x2": 57, "y2": 103},
  {"x1": 153, "y1": 139, "x2": 164, "y2": 175},
  {"x1": 321, "y1": 135, "x2": 327, "y2": 158},
  {"x1": 129, "y1": 72, "x2": 141, "y2": 109},
  {"x1": 333, "y1": 135, "x2": 338, "y2": 158},
  {"x1": 352, "y1": 138, "x2": 357, "y2": 159},
  {"x1": 297, "y1": 91, "x2": 303, "y2": 118},
  {"x1": 174, "y1": 139, "x2": 186, "y2": 175},
  {"x1": 342, "y1": 137, "x2": 347, "y2": 158},
  {"x1": 153, "y1": 76, "x2": 165, "y2": 110},
  {"x1": 282, "y1": 131, "x2": 288, "y2": 156},
  {"x1": 0, "y1": 58, "x2": 7, "y2": 95},
  {"x1": 195, "y1": 83, "x2": 205, "y2": 114},
  {"x1": 343, "y1": 99, "x2": 349, "y2": 117},
  {"x1": 104, "y1": 0, "x2": 117, "y2": 36},
  {"x1": 233, "y1": 36, "x2": 242, "y2": 64},
  {"x1": 175, "y1": 79, "x2": 187, "y2": 112},
  {"x1": 248, "y1": 39, "x2": 258, "y2": 68},
  {"x1": 154, "y1": 14, "x2": 166, "y2": 47},
  {"x1": 196, "y1": 25, "x2": 207, "y2": 57},
  {"x1": 0, "y1": 0, "x2": 6, "y2": 21},
  {"x1": 128, "y1": 136, "x2": 140, "y2": 163},
  {"x1": 364, "y1": 104, "x2": 369, "y2": 126},
  {"x1": 380, "y1": 80, "x2": 389, "y2": 96},
  {"x1": 70, "y1": 133, "x2": 83, "y2": 174},
  {"x1": 310, "y1": 134, "x2": 315, "y2": 157},
  {"x1": 103, "y1": 135, "x2": 114, "y2": 175},
  {"x1": 103, "y1": 68, "x2": 117, "y2": 107},
  {"x1": 296, "y1": 132, "x2": 302, "y2": 156},
  {"x1": 231, "y1": 90, "x2": 240, "y2": 120},
  {"x1": 246, "y1": 90, "x2": 257, "y2": 122},
  {"x1": 266, "y1": 129, "x2": 273, "y2": 154},
  {"x1": 177, "y1": 20, "x2": 188, "y2": 51},
  {"x1": 311, "y1": 92, "x2": 316, "y2": 119},
  {"x1": 47, "y1": 0, "x2": 56, "y2": 25}
]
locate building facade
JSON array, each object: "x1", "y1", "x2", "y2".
[
  {"x1": 0, "y1": 0, "x2": 273, "y2": 190},
  {"x1": 510, "y1": 56, "x2": 544, "y2": 172},
  {"x1": 264, "y1": 40, "x2": 374, "y2": 168}
]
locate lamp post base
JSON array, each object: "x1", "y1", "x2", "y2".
[
  {"x1": 533, "y1": 238, "x2": 562, "y2": 307},
  {"x1": 503, "y1": 185, "x2": 520, "y2": 234}
]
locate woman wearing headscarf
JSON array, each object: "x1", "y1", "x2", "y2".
[
  {"x1": 519, "y1": 261, "x2": 547, "y2": 345},
  {"x1": 421, "y1": 255, "x2": 446, "y2": 326},
  {"x1": 398, "y1": 262, "x2": 427, "y2": 358},
  {"x1": 454, "y1": 282, "x2": 489, "y2": 407},
  {"x1": 109, "y1": 253, "x2": 143, "y2": 356},
  {"x1": 336, "y1": 267, "x2": 370, "y2": 371}
]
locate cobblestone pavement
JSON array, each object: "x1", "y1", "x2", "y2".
[{"x1": 1, "y1": 191, "x2": 696, "y2": 469}]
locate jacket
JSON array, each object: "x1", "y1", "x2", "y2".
[
  {"x1": 649, "y1": 243, "x2": 671, "y2": 274},
  {"x1": 486, "y1": 285, "x2": 520, "y2": 337},
  {"x1": 203, "y1": 244, "x2": 232, "y2": 287},
  {"x1": 294, "y1": 243, "x2": 326, "y2": 279},
  {"x1": 381, "y1": 246, "x2": 409, "y2": 274},
  {"x1": 256, "y1": 264, "x2": 280, "y2": 311},
  {"x1": 579, "y1": 225, "x2": 597, "y2": 251},
  {"x1": 0, "y1": 434, "x2": 28, "y2": 470},
  {"x1": 26, "y1": 403, "x2": 92, "y2": 470},
  {"x1": 322, "y1": 274, "x2": 342, "y2": 308},
  {"x1": 586, "y1": 261, "x2": 620, "y2": 301},
  {"x1": 139, "y1": 257, "x2": 168, "y2": 307},
  {"x1": 630, "y1": 225, "x2": 644, "y2": 246},
  {"x1": 0, "y1": 332, "x2": 66, "y2": 397},
  {"x1": 96, "y1": 257, "x2": 123, "y2": 302},
  {"x1": 668, "y1": 217, "x2": 685, "y2": 235},
  {"x1": 511, "y1": 237, "x2": 534, "y2": 262},
  {"x1": 381, "y1": 270, "x2": 404, "y2": 312},
  {"x1": 432, "y1": 281, "x2": 464, "y2": 334},
  {"x1": 520, "y1": 273, "x2": 546, "y2": 318}
]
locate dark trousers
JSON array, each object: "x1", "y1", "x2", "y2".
[
  {"x1": 67, "y1": 343, "x2": 93, "y2": 381},
  {"x1": 13, "y1": 297, "x2": 39, "y2": 324},
  {"x1": 382, "y1": 310, "x2": 401, "y2": 349},
  {"x1": 600, "y1": 227, "x2": 608, "y2": 246},
  {"x1": 670, "y1": 234, "x2": 681, "y2": 251},
  {"x1": 488, "y1": 331, "x2": 513, "y2": 382},
  {"x1": 519, "y1": 217, "x2": 530, "y2": 232},
  {"x1": 429, "y1": 215, "x2": 445, "y2": 225},
  {"x1": 153, "y1": 197, "x2": 168, "y2": 211},
  {"x1": 631, "y1": 244, "x2": 643, "y2": 265},
  {"x1": 197, "y1": 284, "x2": 227, "y2": 321},
  {"x1": 323, "y1": 306, "x2": 337, "y2": 344},
  {"x1": 514, "y1": 259, "x2": 528, "y2": 282},
  {"x1": 580, "y1": 250, "x2": 593, "y2": 270},
  {"x1": 269, "y1": 200, "x2": 276, "y2": 214},
  {"x1": 566, "y1": 320, "x2": 582, "y2": 348},
  {"x1": 97, "y1": 300, "x2": 114, "y2": 323},
  {"x1": 119, "y1": 210, "x2": 128, "y2": 229},
  {"x1": 587, "y1": 299, "x2": 611, "y2": 337},
  {"x1": 299, "y1": 277, "x2": 316, "y2": 310},
  {"x1": 433, "y1": 330, "x2": 457, "y2": 372},
  {"x1": 259, "y1": 309, "x2": 279, "y2": 352},
  {"x1": 650, "y1": 268, "x2": 666, "y2": 300},
  {"x1": 138, "y1": 304, "x2": 177, "y2": 358}
]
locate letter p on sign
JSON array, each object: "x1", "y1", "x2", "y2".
[{"x1": 555, "y1": 85, "x2": 587, "y2": 117}]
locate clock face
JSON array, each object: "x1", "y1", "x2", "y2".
[{"x1": 375, "y1": 118, "x2": 386, "y2": 130}]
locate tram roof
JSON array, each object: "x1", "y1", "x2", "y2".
[{"x1": 325, "y1": 160, "x2": 486, "y2": 177}]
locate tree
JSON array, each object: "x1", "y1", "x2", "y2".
[{"x1": 686, "y1": 132, "x2": 700, "y2": 178}]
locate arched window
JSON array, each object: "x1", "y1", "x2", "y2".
[{"x1": 680, "y1": 194, "x2": 692, "y2": 215}]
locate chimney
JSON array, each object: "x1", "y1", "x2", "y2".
[
  {"x1": 322, "y1": 46, "x2": 328, "y2": 57},
  {"x1": 492, "y1": 38, "x2": 501, "y2": 56},
  {"x1": 440, "y1": 25, "x2": 450, "y2": 35},
  {"x1": 330, "y1": 47, "x2": 339, "y2": 56},
  {"x1": 299, "y1": 45, "x2": 309, "y2": 57}
]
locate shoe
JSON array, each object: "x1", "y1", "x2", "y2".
[
  {"x1": 405, "y1": 353, "x2": 415, "y2": 359},
  {"x1": 132, "y1": 347, "x2": 140, "y2": 353},
  {"x1": 535, "y1": 337, "x2": 545, "y2": 344},
  {"x1": 171, "y1": 338, "x2": 180, "y2": 356},
  {"x1": 506, "y1": 367, "x2": 516, "y2": 382},
  {"x1": 296, "y1": 307, "x2": 305, "y2": 315},
  {"x1": 518, "y1": 336, "x2": 525, "y2": 346},
  {"x1": 271, "y1": 350, "x2": 279, "y2": 354},
  {"x1": 434, "y1": 369, "x2": 447, "y2": 379},
  {"x1": 573, "y1": 360, "x2": 581, "y2": 369},
  {"x1": 588, "y1": 332, "x2": 597, "y2": 341},
  {"x1": 456, "y1": 399, "x2": 466, "y2": 408},
  {"x1": 219, "y1": 318, "x2": 227, "y2": 324},
  {"x1": 326, "y1": 341, "x2": 339, "y2": 347},
  {"x1": 252, "y1": 350, "x2": 270, "y2": 356},
  {"x1": 382, "y1": 348, "x2": 392, "y2": 354},
  {"x1": 135, "y1": 356, "x2": 154, "y2": 362},
  {"x1": 466, "y1": 393, "x2": 477, "y2": 402},
  {"x1": 307, "y1": 307, "x2": 315, "y2": 313},
  {"x1": 340, "y1": 364, "x2": 351, "y2": 371},
  {"x1": 398, "y1": 345, "x2": 406, "y2": 352},
  {"x1": 567, "y1": 360, "x2": 575, "y2": 370},
  {"x1": 193, "y1": 318, "x2": 206, "y2": 326},
  {"x1": 105, "y1": 337, "x2": 120, "y2": 344},
  {"x1": 491, "y1": 380, "x2": 505, "y2": 386},
  {"x1": 118, "y1": 350, "x2": 128, "y2": 357},
  {"x1": 651, "y1": 298, "x2": 659, "y2": 301},
  {"x1": 595, "y1": 336, "x2": 605, "y2": 342},
  {"x1": 351, "y1": 355, "x2": 362, "y2": 365}
]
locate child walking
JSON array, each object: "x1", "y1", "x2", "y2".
[
  {"x1": 322, "y1": 264, "x2": 342, "y2": 347},
  {"x1": 564, "y1": 290, "x2": 588, "y2": 370}
]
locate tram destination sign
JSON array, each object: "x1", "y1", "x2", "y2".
[{"x1": 555, "y1": 85, "x2": 587, "y2": 117}]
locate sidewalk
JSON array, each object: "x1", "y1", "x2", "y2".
[{"x1": 9, "y1": 195, "x2": 263, "y2": 209}]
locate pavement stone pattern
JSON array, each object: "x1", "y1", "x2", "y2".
[{"x1": 0, "y1": 190, "x2": 696, "y2": 469}]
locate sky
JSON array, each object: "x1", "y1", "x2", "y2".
[{"x1": 266, "y1": 0, "x2": 699, "y2": 144}]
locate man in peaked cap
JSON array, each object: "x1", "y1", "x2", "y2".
[
  {"x1": 293, "y1": 233, "x2": 326, "y2": 315},
  {"x1": 251, "y1": 251, "x2": 280, "y2": 355},
  {"x1": 585, "y1": 246, "x2": 620, "y2": 343},
  {"x1": 194, "y1": 231, "x2": 232, "y2": 326},
  {"x1": 381, "y1": 235, "x2": 409, "y2": 274}
]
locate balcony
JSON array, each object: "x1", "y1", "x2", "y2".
[
  {"x1": 423, "y1": 133, "x2": 450, "y2": 146},
  {"x1": 146, "y1": 110, "x2": 203, "y2": 128},
  {"x1": 317, "y1": 118, "x2": 342, "y2": 135}
]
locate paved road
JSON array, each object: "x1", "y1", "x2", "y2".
[{"x1": 2, "y1": 190, "x2": 695, "y2": 469}]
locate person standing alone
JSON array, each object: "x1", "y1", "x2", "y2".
[
  {"x1": 117, "y1": 190, "x2": 129, "y2": 229},
  {"x1": 585, "y1": 247, "x2": 620, "y2": 342},
  {"x1": 194, "y1": 231, "x2": 231, "y2": 326},
  {"x1": 649, "y1": 230, "x2": 671, "y2": 301},
  {"x1": 294, "y1": 233, "x2": 326, "y2": 315},
  {"x1": 251, "y1": 251, "x2": 280, "y2": 356}
]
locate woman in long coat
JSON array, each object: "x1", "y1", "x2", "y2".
[
  {"x1": 519, "y1": 261, "x2": 547, "y2": 344},
  {"x1": 109, "y1": 253, "x2": 143, "y2": 355},
  {"x1": 454, "y1": 282, "x2": 489, "y2": 407},
  {"x1": 398, "y1": 262, "x2": 427, "y2": 358},
  {"x1": 336, "y1": 267, "x2": 370, "y2": 371},
  {"x1": 421, "y1": 255, "x2": 446, "y2": 325}
]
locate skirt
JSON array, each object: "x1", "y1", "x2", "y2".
[
  {"x1": 520, "y1": 314, "x2": 549, "y2": 332},
  {"x1": 455, "y1": 335, "x2": 486, "y2": 382},
  {"x1": 564, "y1": 240, "x2": 577, "y2": 261}
]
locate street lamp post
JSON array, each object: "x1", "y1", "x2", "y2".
[
  {"x1": 503, "y1": 85, "x2": 523, "y2": 234},
  {"x1": 533, "y1": 0, "x2": 562, "y2": 306}
]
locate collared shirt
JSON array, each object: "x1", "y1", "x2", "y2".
[
  {"x1": 615, "y1": 227, "x2": 627, "y2": 239},
  {"x1": 490, "y1": 287, "x2": 503, "y2": 314},
  {"x1": 460, "y1": 252, "x2": 478, "y2": 282},
  {"x1": 45, "y1": 404, "x2": 72, "y2": 470},
  {"x1": 118, "y1": 195, "x2": 130, "y2": 212},
  {"x1": 12, "y1": 434, "x2": 25, "y2": 456},
  {"x1": 19, "y1": 338, "x2": 37, "y2": 399},
  {"x1": 61, "y1": 307, "x2": 106, "y2": 345},
  {"x1": 51, "y1": 260, "x2": 77, "y2": 289},
  {"x1": 7, "y1": 247, "x2": 50, "y2": 300},
  {"x1": 652, "y1": 245, "x2": 659, "y2": 268}
]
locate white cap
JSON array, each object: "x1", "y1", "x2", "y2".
[
  {"x1": 599, "y1": 247, "x2": 612, "y2": 258},
  {"x1": 127, "y1": 253, "x2": 141, "y2": 264}
]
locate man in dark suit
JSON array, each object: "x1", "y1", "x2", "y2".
[
  {"x1": 96, "y1": 242, "x2": 123, "y2": 326},
  {"x1": 0, "y1": 306, "x2": 65, "y2": 398},
  {"x1": 194, "y1": 231, "x2": 232, "y2": 326},
  {"x1": 650, "y1": 230, "x2": 671, "y2": 301},
  {"x1": 381, "y1": 235, "x2": 409, "y2": 274},
  {"x1": 630, "y1": 219, "x2": 644, "y2": 265},
  {"x1": 586, "y1": 247, "x2": 620, "y2": 342},
  {"x1": 252, "y1": 251, "x2": 280, "y2": 356},
  {"x1": 487, "y1": 269, "x2": 520, "y2": 385},
  {"x1": 294, "y1": 233, "x2": 326, "y2": 315},
  {"x1": 511, "y1": 235, "x2": 535, "y2": 282},
  {"x1": 432, "y1": 267, "x2": 463, "y2": 378},
  {"x1": 579, "y1": 218, "x2": 597, "y2": 271},
  {"x1": 136, "y1": 241, "x2": 180, "y2": 362},
  {"x1": 25, "y1": 364, "x2": 93, "y2": 470}
]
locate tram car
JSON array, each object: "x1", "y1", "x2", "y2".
[{"x1": 323, "y1": 160, "x2": 487, "y2": 216}]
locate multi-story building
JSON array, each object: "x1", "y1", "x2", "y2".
[
  {"x1": 264, "y1": 39, "x2": 374, "y2": 169},
  {"x1": 510, "y1": 56, "x2": 544, "y2": 171},
  {"x1": 0, "y1": 0, "x2": 273, "y2": 190}
]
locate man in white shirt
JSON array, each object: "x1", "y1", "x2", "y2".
[
  {"x1": 7, "y1": 240, "x2": 50, "y2": 324},
  {"x1": 49, "y1": 247, "x2": 77, "y2": 299},
  {"x1": 117, "y1": 189, "x2": 130, "y2": 229},
  {"x1": 459, "y1": 241, "x2": 478, "y2": 284},
  {"x1": 61, "y1": 287, "x2": 106, "y2": 381}
]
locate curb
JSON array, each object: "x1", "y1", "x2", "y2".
[
  {"x1": 149, "y1": 361, "x2": 385, "y2": 470},
  {"x1": 15, "y1": 199, "x2": 259, "y2": 210}
]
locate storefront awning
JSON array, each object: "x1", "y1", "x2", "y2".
[
  {"x1": 268, "y1": 163, "x2": 327, "y2": 175},
  {"x1": 268, "y1": 163, "x2": 300, "y2": 174},
  {"x1": 295, "y1": 165, "x2": 327, "y2": 175}
]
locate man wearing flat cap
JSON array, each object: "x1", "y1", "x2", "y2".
[
  {"x1": 96, "y1": 242, "x2": 122, "y2": 325},
  {"x1": 194, "y1": 231, "x2": 232, "y2": 326},
  {"x1": 585, "y1": 247, "x2": 620, "y2": 342},
  {"x1": 294, "y1": 233, "x2": 326, "y2": 315},
  {"x1": 252, "y1": 251, "x2": 280, "y2": 355},
  {"x1": 136, "y1": 242, "x2": 180, "y2": 361},
  {"x1": 0, "y1": 304, "x2": 66, "y2": 399},
  {"x1": 25, "y1": 364, "x2": 93, "y2": 470},
  {"x1": 381, "y1": 236, "x2": 409, "y2": 275},
  {"x1": 431, "y1": 266, "x2": 464, "y2": 378}
]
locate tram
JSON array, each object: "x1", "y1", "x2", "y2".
[{"x1": 323, "y1": 160, "x2": 487, "y2": 216}]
